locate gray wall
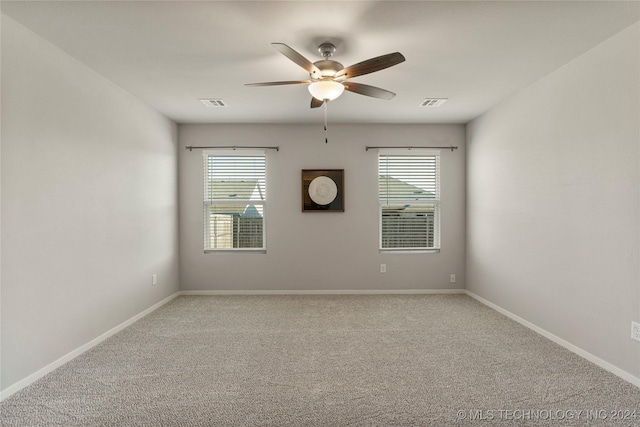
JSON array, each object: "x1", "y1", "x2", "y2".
[
  {"x1": 1, "y1": 16, "x2": 180, "y2": 390},
  {"x1": 179, "y1": 124, "x2": 465, "y2": 291},
  {"x1": 466, "y1": 23, "x2": 640, "y2": 378}
]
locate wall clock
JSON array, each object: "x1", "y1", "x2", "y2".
[{"x1": 301, "y1": 169, "x2": 344, "y2": 212}]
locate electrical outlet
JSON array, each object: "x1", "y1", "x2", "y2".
[
  {"x1": 152, "y1": 274, "x2": 157, "y2": 286},
  {"x1": 380, "y1": 264, "x2": 386, "y2": 273},
  {"x1": 450, "y1": 274, "x2": 456, "y2": 284},
  {"x1": 632, "y1": 321, "x2": 640, "y2": 342}
]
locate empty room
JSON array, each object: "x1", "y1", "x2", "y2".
[{"x1": 1, "y1": 1, "x2": 639, "y2": 425}]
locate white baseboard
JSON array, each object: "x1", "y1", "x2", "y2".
[
  {"x1": 465, "y1": 290, "x2": 640, "y2": 389},
  {"x1": 0, "y1": 292, "x2": 181, "y2": 401},
  {"x1": 180, "y1": 289, "x2": 466, "y2": 296}
]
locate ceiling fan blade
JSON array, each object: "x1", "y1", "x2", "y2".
[
  {"x1": 335, "y1": 52, "x2": 405, "y2": 79},
  {"x1": 271, "y1": 43, "x2": 321, "y2": 77},
  {"x1": 343, "y1": 82, "x2": 396, "y2": 100},
  {"x1": 310, "y1": 97, "x2": 324, "y2": 108},
  {"x1": 245, "y1": 80, "x2": 311, "y2": 87}
]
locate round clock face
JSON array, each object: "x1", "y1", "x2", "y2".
[{"x1": 308, "y1": 176, "x2": 338, "y2": 205}]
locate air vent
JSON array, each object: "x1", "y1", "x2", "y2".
[
  {"x1": 200, "y1": 99, "x2": 227, "y2": 107},
  {"x1": 420, "y1": 98, "x2": 448, "y2": 108}
]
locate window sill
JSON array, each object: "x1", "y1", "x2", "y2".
[
  {"x1": 204, "y1": 249, "x2": 266, "y2": 254},
  {"x1": 379, "y1": 249, "x2": 440, "y2": 254}
]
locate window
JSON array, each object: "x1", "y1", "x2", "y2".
[
  {"x1": 203, "y1": 151, "x2": 266, "y2": 251},
  {"x1": 378, "y1": 151, "x2": 440, "y2": 251}
]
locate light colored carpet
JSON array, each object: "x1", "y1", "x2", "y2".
[{"x1": 1, "y1": 294, "x2": 639, "y2": 426}]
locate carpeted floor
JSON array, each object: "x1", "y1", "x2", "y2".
[{"x1": 1, "y1": 294, "x2": 639, "y2": 426}]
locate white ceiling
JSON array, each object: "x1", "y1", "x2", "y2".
[{"x1": 2, "y1": 1, "x2": 639, "y2": 124}]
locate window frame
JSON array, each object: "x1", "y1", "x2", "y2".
[
  {"x1": 378, "y1": 149, "x2": 441, "y2": 253},
  {"x1": 202, "y1": 150, "x2": 267, "y2": 253}
]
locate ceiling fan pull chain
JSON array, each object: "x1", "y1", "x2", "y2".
[{"x1": 324, "y1": 101, "x2": 328, "y2": 143}]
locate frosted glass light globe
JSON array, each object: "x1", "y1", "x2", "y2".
[{"x1": 308, "y1": 81, "x2": 345, "y2": 101}]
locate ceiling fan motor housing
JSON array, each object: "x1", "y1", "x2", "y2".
[{"x1": 313, "y1": 60, "x2": 344, "y2": 78}]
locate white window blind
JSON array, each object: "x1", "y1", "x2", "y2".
[
  {"x1": 203, "y1": 152, "x2": 266, "y2": 251},
  {"x1": 379, "y1": 152, "x2": 440, "y2": 251}
]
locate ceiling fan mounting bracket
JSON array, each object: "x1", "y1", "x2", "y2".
[{"x1": 318, "y1": 42, "x2": 337, "y2": 59}]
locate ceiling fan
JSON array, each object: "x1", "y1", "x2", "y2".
[{"x1": 245, "y1": 42, "x2": 406, "y2": 108}]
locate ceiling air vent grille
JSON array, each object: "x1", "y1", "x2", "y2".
[
  {"x1": 420, "y1": 98, "x2": 448, "y2": 108},
  {"x1": 200, "y1": 99, "x2": 227, "y2": 107}
]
